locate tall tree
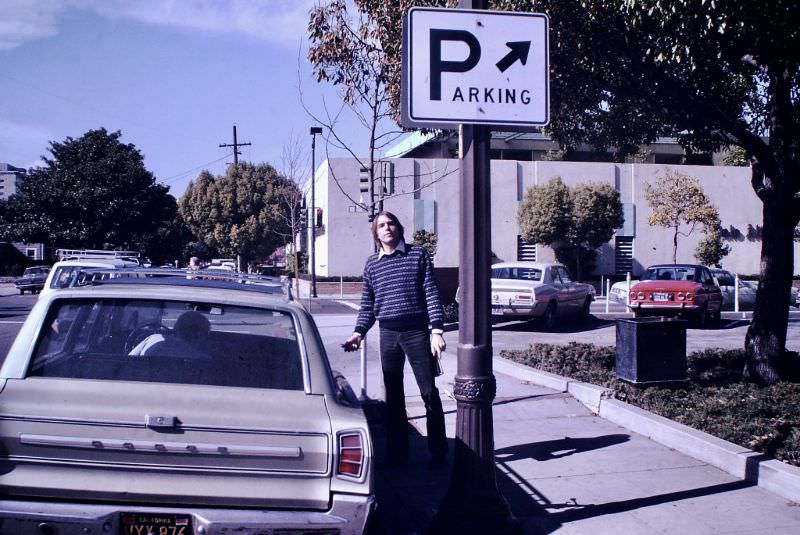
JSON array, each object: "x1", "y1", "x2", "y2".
[
  {"x1": 178, "y1": 163, "x2": 298, "y2": 268},
  {"x1": 278, "y1": 131, "x2": 309, "y2": 297},
  {"x1": 518, "y1": 177, "x2": 623, "y2": 279},
  {"x1": 1, "y1": 128, "x2": 174, "y2": 250},
  {"x1": 361, "y1": 0, "x2": 800, "y2": 384},
  {"x1": 644, "y1": 170, "x2": 721, "y2": 264}
]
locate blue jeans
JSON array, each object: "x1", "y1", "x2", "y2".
[{"x1": 379, "y1": 327, "x2": 447, "y2": 461}]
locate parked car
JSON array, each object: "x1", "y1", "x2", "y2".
[
  {"x1": 41, "y1": 257, "x2": 140, "y2": 297},
  {"x1": 710, "y1": 268, "x2": 799, "y2": 310},
  {"x1": 628, "y1": 264, "x2": 723, "y2": 326},
  {"x1": 609, "y1": 279, "x2": 637, "y2": 304},
  {"x1": 0, "y1": 268, "x2": 373, "y2": 534},
  {"x1": 480, "y1": 261, "x2": 595, "y2": 329},
  {"x1": 14, "y1": 266, "x2": 50, "y2": 294}
]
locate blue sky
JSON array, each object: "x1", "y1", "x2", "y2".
[{"x1": 0, "y1": 0, "x2": 382, "y2": 197}]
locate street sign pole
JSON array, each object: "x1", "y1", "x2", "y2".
[{"x1": 430, "y1": 2, "x2": 517, "y2": 532}]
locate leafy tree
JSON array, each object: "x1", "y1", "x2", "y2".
[
  {"x1": 695, "y1": 226, "x2": 732, "y2": 268},
  {"x1": 0, "y1": 128, "x2": 174, "y2": 250},
  {"x1": 178, "y1": 163, "x2": 299, "y2": 267},
  {"x1": 519, "y1": 177, "x2": 623, "y2": 279},
  {"x1": 359, "y1": 0, "x2": 800, "y2": 383},
  {"x1": 644, "y1": 170, "x2": 720, "y2": 264},
  {"x1": 412, "y1": 229, "x2": 438, "y2": 258}
]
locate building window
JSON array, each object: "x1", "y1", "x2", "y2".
[
  {"x1": 615, "y1": 237, "x2": 634, "y2": 275},
  {"x1": 517, "y1": 236, "x2": 536, "y2": 261}
]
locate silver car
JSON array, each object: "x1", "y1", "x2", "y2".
[
  {"x1": 0, "y1": 269, "x2": 373, "y2": 534},
  {"x1": 711, "y1": 268, "x2": 799, "y2": 310},
  {"x1": 487, "y1": 262, "x2": 595, "y2": 329}
]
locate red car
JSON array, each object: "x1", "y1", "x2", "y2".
[{"x1": 628, "y1": 264, "x2": 723, "y2": 327}]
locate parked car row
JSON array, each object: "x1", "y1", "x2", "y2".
[
  {"x1": 0, "y1": 267, "x2": 374, "y2": 534},
  {"x1": 609, "y1": 267, "x2": 800, "y2": 312}
]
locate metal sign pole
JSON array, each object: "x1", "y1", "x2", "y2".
[{"x1": 432, "y1": 6, "x2": 516, "y2": 526}]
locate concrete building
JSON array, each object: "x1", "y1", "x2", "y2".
[
  {"x1": 301, "y1": 131, "x2": 794, "y2": 283},
  {"x1": 306, "y1": 155, "x2": 794, "y2": 280},
  {"x1": 0, "y1": 163, "x2": 26, "y2": 201}
]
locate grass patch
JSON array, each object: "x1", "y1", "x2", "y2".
[{"x1": 501, "y1": 343, "x2": 800, "y2": 468}]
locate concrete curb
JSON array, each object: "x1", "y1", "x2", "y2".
[{"x1": 494, "y1": 355, "x2": 800, "y2": 503}]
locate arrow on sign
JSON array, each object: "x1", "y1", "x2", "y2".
[{"x1": 495, "y1": 41, "x2": 531, "y2": 73}]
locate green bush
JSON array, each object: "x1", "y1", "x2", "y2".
[{"x1": 501, "y1": 344, "x2": 800, "y2": 467}]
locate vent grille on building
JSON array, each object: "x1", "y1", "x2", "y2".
[
  {"x1": 615, "y1": 237, "x2": 634, "y2": 274},
  {"x1": 517, "y1": 236, "x2": 536, "y2": 261}
]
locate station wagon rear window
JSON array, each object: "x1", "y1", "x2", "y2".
[
  {"x1": 28, "y1": 298, "x2": 304, "y2": 390},
  {"x1": 491, "y1": 267, "x2": 542, "y2": 281}
]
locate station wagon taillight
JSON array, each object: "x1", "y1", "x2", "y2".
[{"x1": 337, "y1": 432, "x2": 364, "y2": 478}]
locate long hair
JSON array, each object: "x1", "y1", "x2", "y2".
[{"x1": 371, "y1": 211, "x2": 405, "y2": 250}]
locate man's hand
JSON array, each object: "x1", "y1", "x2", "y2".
[
  {"x1": 430, "y1": 333, "x2": 446, "y2": 359},
  {"x1": 342, "y1": 333, "x2": 362, "y2": 352}
]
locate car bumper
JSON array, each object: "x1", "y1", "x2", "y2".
[
  {"x1": 0, "y1": 493, "x2": 374, "y2": 535},
  {"x1": 628, "y1": 303, "x2": 702, "y2": 316},
  {"x1": 491, "y1": 301, "x2": 547, "y2": 318},
  {"x1": 14, "y1": 282, "x2": 43, "y2": 291}
]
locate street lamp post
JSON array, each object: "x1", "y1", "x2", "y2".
[{"x1": 309, "y1": 126, "x2": 323, "y2": 299}]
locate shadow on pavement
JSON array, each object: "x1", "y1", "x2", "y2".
[
  {"x1": 493, "y1": 316, "x2": 615, "y2": 334},
  {"x1": 367, "y1": 400, "x2": 753, "y2": 534},
  {"x1": 495, "y1": 434, "x2": 630, "y2": 462}
]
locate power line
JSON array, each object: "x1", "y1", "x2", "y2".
[{"x1": 159, "y1": 152, "x2": 233, "y2": 184}]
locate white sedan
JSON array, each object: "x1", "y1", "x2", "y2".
[{"x1": 485, "y1": 262, "x2": 595, "y2": 329}]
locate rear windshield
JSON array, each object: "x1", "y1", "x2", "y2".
[
  {"x1": 641, "y1": 267, "x2": 699, "y2": 282},
  {"x1": 28, "y1": 298, "x2": 304, "y2": 390},
  {"x1": 491, "y1": 267, "x2": 542, "y2": 281}
]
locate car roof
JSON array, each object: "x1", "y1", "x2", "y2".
[
  {"x1": 491, "y1": 261, "x2": 559, "y2": 270},
  {"x1": 72, "y1": 267, "x2": 292, "y2": 300},
  {"x1": 52, "y1": 258, "x2": 139, "y2": 268},
  {"x1": 645, "y1": 264, "x2": 705, "y2": 269}
]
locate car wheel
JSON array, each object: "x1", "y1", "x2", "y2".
[
  {"x1": 541, "y1": 302, "x2": 557, "y2": 330},
  {"x1": 693, "y1": 305, "x2": 709, "y2": 329},
  {"x1": 580, "y1": 297, "x2": 592, "y2": 322},
  {"x1": 19, "y1": 289, "x2": 24, "y2": 295}
]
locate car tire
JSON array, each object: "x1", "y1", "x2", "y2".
[
  {"x1": 541, "y1": 302, "x2": 557, "y2": 330},
  {"x1": 694, "y1": 305, "x2": 709, "y2": 329},
  {"x1": 18, "y1": 289, "x2": 24, "y2": 295},
  {"x1": 580, "y1": 297, "x2": 592, "y2": 322}
]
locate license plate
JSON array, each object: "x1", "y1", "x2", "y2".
[
  {"x1": 653, "y1": 292, "x2": 671, "y2": 302},
  {"x1": 120, "y1": 513, "x2": 192, "y2": 535},
  {"x1": 491, "y1": 306, "x2": 504, "y2": 316}
]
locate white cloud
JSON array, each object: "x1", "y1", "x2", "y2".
[
  {"x1": 0, "y1": 1, "x2": 66, "y2": 50},
  {"x1": 0, "y1": 0, "x2": 317, "y2": 49}
]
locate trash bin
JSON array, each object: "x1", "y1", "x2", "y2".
[{"x1": 615, "y1": 317, "x2": 687, "y2": 383}]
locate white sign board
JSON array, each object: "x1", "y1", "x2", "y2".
[{"x1": 401, "y1": 8, "x2": 549, "y2": 128}]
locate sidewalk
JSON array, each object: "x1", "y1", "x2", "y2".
[{"x1": 365, "y1": 350, "x2": 800, "y2": 534}]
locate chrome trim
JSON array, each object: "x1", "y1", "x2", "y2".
[{"x1": 20, "y1": 434, "x2": 302, "y2": 458}]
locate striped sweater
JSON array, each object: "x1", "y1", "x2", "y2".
[{"x1": 354, "y1": 243, "x2": 444, "y2": 335}]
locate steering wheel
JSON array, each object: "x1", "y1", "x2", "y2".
[{"x1": 125, "y1": 322, "x2": 169, "y2": 354}]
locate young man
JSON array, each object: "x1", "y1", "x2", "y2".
[{"x1": 343, "y1": 211, "x2": 448, "y2": 468}]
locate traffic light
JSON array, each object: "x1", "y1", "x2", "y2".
[
  {"x1": 315, "y1": 207, "x2": 323, "y2": 228},
  {"x1": 359, "y1": 166, "x2": 370, "y2": 193},
  {"x1": 382, "y1": 162, "x2": 395, "y2": 195},
  {"x1": 299, "y1": 201, "x2": 308, "y2": 226}
]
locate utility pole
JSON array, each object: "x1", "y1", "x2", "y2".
[
  {"x1": 219, "y1": 125, "x2": 252, "y2": 272},
  {"x1": 219, "y1": 125, "x2": 252, "y2": 168}
]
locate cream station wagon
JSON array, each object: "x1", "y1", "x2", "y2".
[{"x1": 0, "y1": 268, "x2": 373, "y2": 535}]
